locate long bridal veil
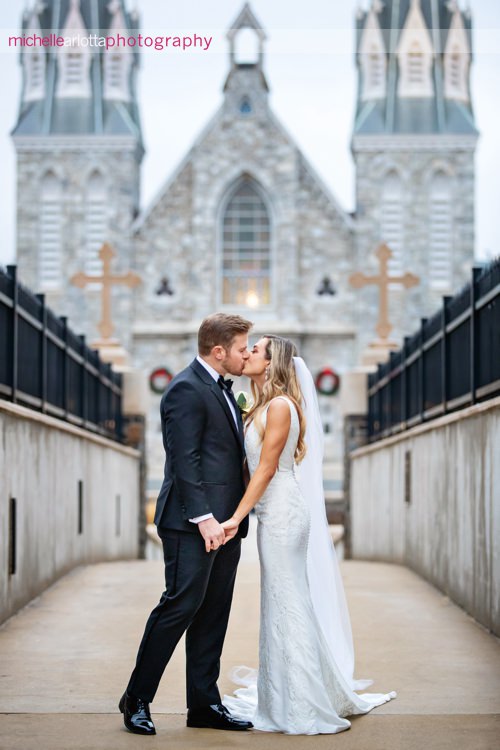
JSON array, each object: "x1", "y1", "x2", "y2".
[
  {"x1": 292, "y1": 356, "x2": 372, "y2": 691},
  {"x1": 224, "y1": 356, "x2": 395, "y2": 721}
]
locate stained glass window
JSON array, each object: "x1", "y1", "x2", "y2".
[{"x1": 222, "y1": 181, "x2": 271, "y2": 306}]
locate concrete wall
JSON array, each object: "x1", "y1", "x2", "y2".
[
  {"x1": 350, "y1": 396, "x2": 500, "y2": 636},
  {"x1": 0, "y1": 401, "x2": 141, "y2": 625}
]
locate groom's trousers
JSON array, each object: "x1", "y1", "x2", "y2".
[{"x1": 126, "y1": 529, "x2": 241, "y2": 708}]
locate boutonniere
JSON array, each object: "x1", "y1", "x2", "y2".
[{"x1": 235, "y1": 391, "x2": 251, "y2": 416}]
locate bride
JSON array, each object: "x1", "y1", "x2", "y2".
[{"x1": 221, "y1": 335, "x2": 396, "y2": 735}]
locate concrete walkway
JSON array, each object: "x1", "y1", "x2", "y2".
[{"x1": 1, "y1": 518, "x2": 499, "y2": 750}]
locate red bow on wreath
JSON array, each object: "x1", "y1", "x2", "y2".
[
  {"x1": 315, "y1": 367, "x2": 340, "y2": 396},
  {"x1": 150, "y1": 367, "x2": 173, "y2": 394}
]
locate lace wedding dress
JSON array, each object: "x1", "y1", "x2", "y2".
[{"x1": 224, "y1": 395, "x2": 396, "y2": 734}]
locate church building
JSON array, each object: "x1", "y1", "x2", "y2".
[{"x1": 11, "y1": 0, "x2": 479, "y2": 484}]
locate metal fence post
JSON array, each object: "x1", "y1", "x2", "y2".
[
  {"x1": 104, "y1": 362, "x2": 112, "y2": 434},
  {"x1": 419, "y1": 318, "x2": 427, "y2": 423},
  {"x1": 37, "y1": 294, "x2": 47, "y2": 413},
  {"x1": 389, "y1": 350, "x2": 397, "y2": 432},
  {"x1": 6, "y1": 266, "x2": 19, "y2": 404},
  {"x1": 60, "y1": 316, "x2": 68, "y2": 419},
  {"x1": 442, "y1": 296, "x2": 451, "y2": 413},
  {"x1": 470, "y1": 267, "x2": 481, "y2": 405},
  {"x1": 96, "y1": 356, "x2": 101, "y2": 434},
  {"x1": 80, "y1": 334, "x2": 87, "y2": 426},
  {"x1": 116, "y1": 374, "x2": 123, "y2": 442},
  {"x1": 402, "y1": 336, "x2": 410, "y2": 428}
]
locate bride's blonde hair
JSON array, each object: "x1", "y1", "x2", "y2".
[{"x1": 245, "y1": 335, "x2": 306, "y2": 464}]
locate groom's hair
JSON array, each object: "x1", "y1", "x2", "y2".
[{"x1": 198, "y1": 313, "x2": 253, "y2": 355}]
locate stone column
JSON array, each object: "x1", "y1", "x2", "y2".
[
  {"x1": 121, "y1": 369, "x2": 149, "y2": 559},
  {"x1": 340, "y1": 368, "x2": 373, "y2": 559}
]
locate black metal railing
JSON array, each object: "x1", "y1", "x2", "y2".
[
  {"x1": 0, "y1": 265, "x2": 123, "y2": 441},
  {"x1": 368, "y1": 258, "x2": 500, "y2": 441}
]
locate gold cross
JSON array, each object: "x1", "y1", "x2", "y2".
[
  {"x1": 349, "y1": 243, "x2": 419, "y2": 340},
  {"x1": 70, "y1": 243, "x2": 141, "y2": 340}
]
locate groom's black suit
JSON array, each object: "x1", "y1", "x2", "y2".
[{"x1": 127, "y1": 358, "x2": 248, "y2": 708}]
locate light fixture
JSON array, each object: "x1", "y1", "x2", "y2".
[{"x1": 246, "y1": 290, "x2": 260, "y2": 308}]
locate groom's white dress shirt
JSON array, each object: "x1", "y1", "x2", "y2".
[{"x1": 189, "y1": 356, "x2": 238, "y2": 524}]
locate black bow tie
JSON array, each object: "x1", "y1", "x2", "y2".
[{"x1": 217, "y1": 375, "x2": 234, "y2": 393}]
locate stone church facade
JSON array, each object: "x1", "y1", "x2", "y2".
[{"x1": 11, "y1": 1, "x2": 478, "y2": 485}]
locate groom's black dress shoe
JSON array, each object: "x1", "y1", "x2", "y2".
[
  {"x1": 119, "y1": 691, "x2": 156, "y2": 735},
  {"x1": 187, "y1": 703, "x2": 253, "y2": 730}
]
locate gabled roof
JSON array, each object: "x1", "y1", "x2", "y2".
[
  {"x1": 226, "y1": 3, "x2": 267, "y2": 42},
  {"x1": 134, "y1": 101, "x2": 354, "y2": 233}
]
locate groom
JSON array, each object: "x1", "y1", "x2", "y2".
[{"x1": 119, "y1": 313, "x2": 254, "y2": 735}]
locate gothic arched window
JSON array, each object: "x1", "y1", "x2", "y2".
[
  {"x1": 85, "y1": 171, "x2": 107, "y2": 277},
  {"x1": 107, "y1": 54, "x2": 123, "y2": 88},
  {"x1": 361, "y1": 44, "x2": 386, "y2": 100},
  {"x1": 408, "y1": 42, "x2": 425, "y2": 85},
  {"x1": 221, "y1": 180, "x2": 271, "y2": 307},
  {"x1": 381, "y1": 171, "x2": 404, "y2": 278},
  {"x1": 359, "y1": 10, "x2": 387, "y2": 101},
  {"x1": 104, "y1": 52, "x2": 131, "y2": 101},
  {"x1": 56, "y1": 48, "x2": 91, "y2": 98},
  {"x1": 39, "y1": 171, "x2": 62, "y2": 290},
  {"x1": 24, "y1": 10, "x2": 46, "y2": 102},
  {"x1": 429, "y1": 172, "x2": 453, "y2": 290},
  {"x1": 449, "y1": 48, "x2": 461, "y2": 89},
  {"x1": 444, "y1": 44, "x2": 468, "y2": 101},
  {"x1": 369, "y1": 48, "x2": 384, "y2": 89},
  {"x1": 25, "y1": 51, "x2": 46, "y2": 102},
  {"x1": 397, "y1": 37, "x2": 433, "y2": 97},
  {"x1": 56, "y1": 0, "x2": 91, "y2": 98}
]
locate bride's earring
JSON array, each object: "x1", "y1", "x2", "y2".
[{"x1": 265, "y1": 366, "x2": 270, "y2": 381}]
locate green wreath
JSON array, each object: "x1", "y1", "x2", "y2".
[
  {"x1": 149, "y1": 366, "x2": 173, "y2": 394},
  {"x1": 315, "y1": 367, "x2": 340, "y2": 396}
]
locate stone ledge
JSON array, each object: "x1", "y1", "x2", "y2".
[
  {"x1": 350, "y1": 394, "x2": 500, "y2": 458},
  {"x1": 132, "y1": 321, "x2": 357, "y2": 337},
  {"x1": 0, "y1": 400, "x2": 140, "y2": 458}
]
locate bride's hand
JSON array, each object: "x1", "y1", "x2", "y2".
[{"x1": 221, "y1": 518, "x2": 239, "y2": 543}]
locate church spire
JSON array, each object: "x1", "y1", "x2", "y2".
[
  {"x1": 351, "y1": 0, "x2": 478, "y2": 321},
  {"x1": 223, "y1": 3, "x2": 269, "y2": 118},
  {"x1": 12, "y1": 0, "x2": 142, "y2": 142},
  {"x1": 226, "y1": 2, "x2": 267, "y2": 70},
  {"x1": 353, "y1": 0, "x2": 477, "y2": 135}
]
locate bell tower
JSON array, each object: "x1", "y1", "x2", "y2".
[
  {"x1": 223, "y1": 3, "x2": 269, "y2": 119},
  {"x1": 12, "y1": 0, "x2": 143, "y2": 347},
  {"x1": 352, "y1": 0, "x2": 478, "y2": 335}
]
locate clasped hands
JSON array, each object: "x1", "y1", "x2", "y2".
[{"x1": 198, "y1": 516, "x2": 240, "y2": 553}]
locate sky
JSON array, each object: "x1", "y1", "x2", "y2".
[{"x1": 1, "y1": 0, "x2": 499, "y2": 269}]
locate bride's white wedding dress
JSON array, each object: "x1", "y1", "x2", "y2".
[{"x1": 224, "y1": 394, "x2": 396, "y2": 734}]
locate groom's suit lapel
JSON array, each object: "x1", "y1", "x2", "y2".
[{"x1": 190, "y1": 359, "x2": 244, "y2": 450}]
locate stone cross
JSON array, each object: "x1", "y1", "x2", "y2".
[
  {"x1": 349, "y1": 243, "x2": 419, "y2": 340},
  {"x1": 71, "y1": 243, "x2": 141, "y2": 340}
]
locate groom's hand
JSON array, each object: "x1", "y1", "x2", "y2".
[
  {"x1": 221, "y1": 518, "x2": 239, "y2": 543},
  {"x1": 198, "y1": 517, "x2": 226, "y2": 553}
]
